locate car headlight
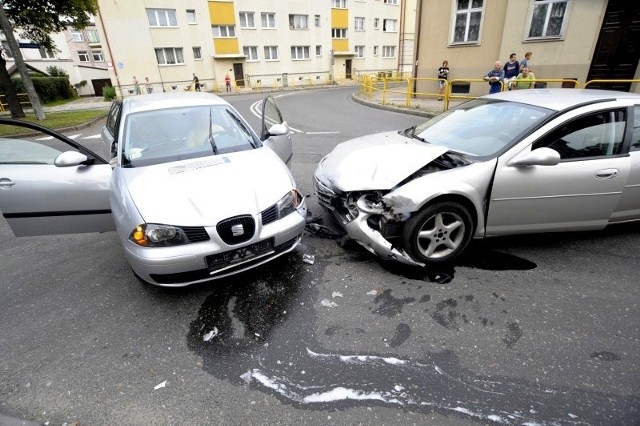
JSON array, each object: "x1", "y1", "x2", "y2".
[
  {"x1": 276, "y1": 189, "x2": 303, "y2": 219},
  {"x1": 129, "y1": 224, "x2": 188, "y2": 247}
]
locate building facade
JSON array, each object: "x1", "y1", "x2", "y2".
[
  {"x1": 94, "y1": 0, "x2": 409, "y2": 96},
  {"x1": 414, "y1": 0, "x2": 640, "y2": 96}
]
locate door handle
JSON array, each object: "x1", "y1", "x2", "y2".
[
  {"x1": 0, "y1": 178, "x2": 16, "y2": 189},
  {"x1": 594, "y1": 169, "x2": 619, "y2": 179}
]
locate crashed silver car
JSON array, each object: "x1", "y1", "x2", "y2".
[
  {"x1": 314, "y1": 89, "x2": 640, "y2": 267},
  {"x1": 0, "y1": 92, "x2": 307, "y2": 286}
]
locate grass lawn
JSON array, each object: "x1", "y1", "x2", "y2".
[{"x1": 0, "y1": 109, "x2": 108, "y2": 136}]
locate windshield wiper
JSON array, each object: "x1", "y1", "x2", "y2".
[
  {"x1": 403, "y1": 125, "x2": 429, "y2": 143},
  {"x1": 208, "y1": 108, "x2": 218, "y2": 154}
]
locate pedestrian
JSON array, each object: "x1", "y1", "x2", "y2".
[
  {"x1": 509, "y1": 66, "x2": 536, "y2": 90},
  {"x1": 503, "y1": 53, "x2": 519, "y2": 89},
  {"x1": 520, "y1": 51, "x2": 532, "y2": 72},
  {"x1": 145, "y1": 77, "x2": 153, "y2": 94},
  {"x1": 192, "y1": 73, "x2": 201, "y2": 92},
  {"x1": 437, "y1": 60, "x2": 449, "y2": 101},
  {"x1": 483, "y1": 61, "x2": 505, "y2": 94},
  {"x1": 225, "y1": 72, "x2": 232, "y2": 92},
  {"x1": 133, "y1": 76, "x2": 141, "y2": 95}
]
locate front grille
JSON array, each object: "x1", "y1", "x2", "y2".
[
  {"x1": 179, "y1": 226, "x2": 210, "y2": 243},
  {"x1": 216, "y1": 215, "x2": 255, "y2": 245},
  {"x1": 314, "y1": 176, "x2": 337, "y2": 210},
  {"x1": 261, "y1": 204, "x2": 278, "y2": 226}
]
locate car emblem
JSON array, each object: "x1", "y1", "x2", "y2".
[{"x1": 231, "y1": 224, "x2": 244, "y2": 236}]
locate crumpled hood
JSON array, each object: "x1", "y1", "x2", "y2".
[
  {"x1": 318, "y1": 131, "x2": 448, "y2": 191},
  {"x1": 121, "y1": 148, "x2": 294, "y2": 226}
]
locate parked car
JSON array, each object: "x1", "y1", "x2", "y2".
[
  {"x1": 0, "y1": 92, "x2": 307, "y2": 286},
  {"x1": 314, "y1": 89, "x2": 640, "y2": 267}
]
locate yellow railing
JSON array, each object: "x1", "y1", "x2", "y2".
[
  {"x1": 0, "y1": 93, "x2": 32, "y2": 111},
  {"x1": 583, "y1": 79, "x2": 639, "y2": 89}
]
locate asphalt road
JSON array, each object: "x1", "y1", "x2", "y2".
[{"x1": 0, "y1": 87, "x2": 638, "y2": 425}]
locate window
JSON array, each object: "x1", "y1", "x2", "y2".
[
  {"x1": 71, "y1": 31, "x2": 84, "y2": 42},
  {"x1": 453, "y1": 0, "x2": 483, "y2": 43},
  {"x1": 316, "y1": 45, "x2": 322, "y2": 56},
  {"x1": 186, "y1": 9, "x2": 196, "y2": 24},
  {"x1": 262, "y1": 13, "x2": 276, "y2": 28},
  {"x1": 384, "y1": 0, "x2": 399, "y2": 3},
  {"x1": 91, "y1": 50, "x2": 104, "y2": 61},
  {"x1": 315, "y1": 15, "x2": 321, "y2": 27},
  {"x1": 383, "y1": 19, "x2": 397, "y2": 32},
  {"x1": 147, "y1": 9, "x2": 178, "y2": 27},
  {"x1": 2, "y1": 41, "x2": 12, "y2": 57},
  {"x1": 239, "y1": 12, "x2": 255, "y2": 28},
  {"x1": 78, "y1": 51, "x2": 90, "y2": 62},
  {"x1": 532, "y1": 110, "x2": 626, "y2": 159},
  {"x1": 382, "y1": 46, "x2": 395, "y2": 58},
  {"x1": 212, "y1": 26, "x2": 236, "y2": 37},
  {"x1": 291, "y1": 46, "x2": 310, "y2": 60},
  {"x1": 85, "y1": 29, "x2": 100, "y2": 43},
  {"x1": 527, "y1": 0, "x2": 569, "y2": 39},
  {"x1": 373, "y1": 45, "x2": 378, "y2": 56},
  {"x1": 374, "y1": 18, "x2": 379, "y2": 29},
  {"x1": 193, "y1": 47, "x2": 202, "y2": 59},
  {"x1": 155, "y1": 47, "x2": 184, "y2": 65},
  {"x1": 354, "y1": 46, "x2": 365, "y2": 58},
  {"x1": 355, "y1": 17, "x2": 365, "y2": 31},
  {"x1": 39, "y1": 47, "x2": 55, "y2": 59},
  {"x1": 243, "y1": 46, "x2": 258, "y2": 61},
  {"x1": 632, "y1": 106, "x2": 640, "y2": 152},
  {"x1": 332, "y1": 0, "x2": 347, "y2": 7},
  {"x1": 264, "y1": 46, "x2": 278, "y2": 60},
  {"x1": 289, "y1": 14, "x2": 308, "y2": 29},
  {"x1": 332, "y1": 28, "x2": 347, "y2": 38}
]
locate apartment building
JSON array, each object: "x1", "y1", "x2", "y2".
[
  {"x1": 414, "y1": 0, "x2": 640, "y2": 96},
  {"x1": 94, "y1": 0, "x2": 410, "y2": 96}
]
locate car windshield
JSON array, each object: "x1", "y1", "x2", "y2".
[
  {"x1": 121, "y1": 105, "x2": 259, "y2": 167},
  {"x1": 412, "y1": 99, "x2": 552, "y2": 158}
]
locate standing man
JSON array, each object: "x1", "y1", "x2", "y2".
[
  {"x1": 503, "y1": 53, "x2": 519, "y2": 89},
  {"x1": 133, "y1": 76, "x2": 141, "y2": 95},
  {"x1": 192, "y1": 73, "x2": 201, "y2": 92},
  {"x1": 224, "y1": 72, "x2": 232, "y2": 92},
  {"x1": 483, "y1": 61, "x2": 505, "y2": 94}
]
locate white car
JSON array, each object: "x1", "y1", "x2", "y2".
[
  {"x1": 314, "y1": 89, "x2": 640, "y2": 267},
  {"x1": 0, "y1": 92, "x2": 307, "y2": 286}
]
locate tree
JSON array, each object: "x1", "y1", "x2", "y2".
[{"x1": 0, "y1": 0, "x2": 98, "y2": 119}]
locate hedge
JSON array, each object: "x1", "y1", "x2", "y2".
[{"x1": 6, "y1": 76, "x2": 75, "y2": 103}]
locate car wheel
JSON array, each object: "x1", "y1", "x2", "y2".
[{"x1": 402, "y1": 201, "x2": 474, "y2": 266}]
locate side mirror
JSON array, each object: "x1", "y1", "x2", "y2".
[
  {"x1": 265, "y1": 122, "x2": 289, "y2": 137},
  {"x1": 509, "y1": 147, "x2": 560, "y2": 167},
  {"x1": 54, "y1": 151, "x2": 91, "y2": 167}
]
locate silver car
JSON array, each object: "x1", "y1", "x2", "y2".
[
  {"x1": 0, "y1": 92, "x2": 307, "y2": 286},
  {"x1": 314, "y1": 89, "x2": 640, "y2": 267}
]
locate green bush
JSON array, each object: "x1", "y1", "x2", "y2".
[
  {"x1": 103, "y1": 85, "x2": 116, "y2": 101},
  {"x1": 9, "y1": 76, "x2": 74, "y2": 103}
]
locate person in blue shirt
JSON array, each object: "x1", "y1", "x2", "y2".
[
  {"x1": 503, "y1": 53, "x2": 520, "y2": 89},
  {"x1": 483, "y1": 61, "x2": 505, "y2": 94}
]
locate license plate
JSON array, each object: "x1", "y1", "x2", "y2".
[{"x1": 206, "y1": 239, "x2": 274, "y2": 271}]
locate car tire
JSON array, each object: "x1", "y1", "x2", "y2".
[{"x1": 402, "y1": 201, "x2": 474, "y2": 266}]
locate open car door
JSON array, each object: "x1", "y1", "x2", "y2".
[
  {"x1": 0, "y1": 119, "x2": 113, "y2": 236},
  {"x1": 260, "y1": 95, "x2": 293, "y2": 166}
]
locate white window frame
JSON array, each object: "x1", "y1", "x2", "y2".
[
  {"x1": 186, "y1": 9, "x2": 196, "y2": 24},
  {"x1": 354, "y1": 17, "x2": 365, "y2": 31},
  {"x1": 354, "y1": 45, "x2": 365, "y2": 58},
  {"x1": 291, "y1": 46, "x2": 310, "y2": 60},
  {"x1": 315, "y1": 15, "x2": 321, "y2": 27},
  {"x1": 382, "y1": 45, "x2": 395, "y2": 58},
  {"x1": 212, "y1": 26, "x2": 236, "y2": 38},
  {"x1": 289, "y1": 14, "x2": 308, "y2": 29},
  {"x1": 383, "y1": 19, "x2": 397, "y2": 32},
  {"x1": 373, "y1": 45, "x2": 378, "y2": 56},
  {"x1": 384, "y1": 0, "x2": 399, "y2": 4},
  {"x1": 451, "y1": 0, "x2": 484, "y2": 44},
  {"x1": 39, "y1": 47, "x2": 56, "y2": 59},
  {"x1": 374, "y1": 18, "x2": 379, "y2": 29},
  {"x1": 193, "y1": 46, "x2": 202, "y2": 60},
  {"x1": 262, "y1": 12, "x2": 276, "y2": 28},
  {"x1": 239, "y1": 12, "x2": 255, "y2": 28},
  {"x1": 316, "y1": 45, "x2": 322, "y2": 56},
  {"x1": 78, "y1": 51, "x2": 90, "y2": 62},
  {"x1": 71, "y1": 31, "x2": 83, "y2": 42},
  {"x1": 332, "y1": 28, "x2": 347, "y2": 38},
  {"x1": 243, "y1": 46, "x2": 259, "y2": 61},
  {"x1": 91, "y1": 50, "x2": 104, "y2": 62},
  {"x1": 155, "y1": 47, "x2": 184, "y2": 65},
  {"x1": 85, "y1": 29, "x2": 100, "y2": 43},
  {"x1": 525, "y1": 0, "x2": 570, "y2": 40},
  {"x1": 264, "y1": 45, "x2": 279, "y2": 61},
  {"x1": 147, "y1": 9, "x2": 178, "y2": 27},
  {"x1": 332, "y1": 0, "x2": 347, "y2": 8}
]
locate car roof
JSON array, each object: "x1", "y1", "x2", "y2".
[
  {"x1": 121, "y1": 92, "x2": 230, "y2": 114},
  {"x1": 485, "y1": 88, "x2": 640, "y2": 111}
]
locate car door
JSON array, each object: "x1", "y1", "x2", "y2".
[
  {"x1": 101, "y1": 100, "x2": 121, "y2": 159},
  {"x1": 0, "y1": 118, "x2": 114, "y2": 236},
  {"x1": 260, "y1": 95, "x2": 293, "y2": 166},
  {"x1": 486, "y1": 105, "x2": 631, "y2": 235},
  {"x1": 610, "y1": 104, "x2": 640, "y2": 223}
]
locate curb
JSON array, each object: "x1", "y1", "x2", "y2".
[{"x1": 351, "y1": 93, "x2": 437, "y2": 118}]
